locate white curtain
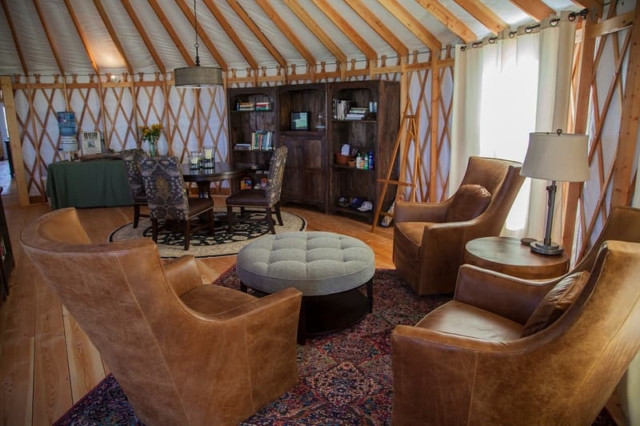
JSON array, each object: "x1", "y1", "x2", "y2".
[{"x1": 450, "y1": 14, "x2": 577, "y2": 240}]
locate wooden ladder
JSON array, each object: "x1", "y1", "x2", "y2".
[{"x1": 371, "y1": 105, "x2": 423, "y2": 232}]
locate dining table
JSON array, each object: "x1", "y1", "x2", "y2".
[{"x1": 181, "y1": 162, "x2": 253, "y2": 198}]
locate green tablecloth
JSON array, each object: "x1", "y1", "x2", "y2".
[{"x1": 46, "y1": 160, "x2": 133, "y2": 210}]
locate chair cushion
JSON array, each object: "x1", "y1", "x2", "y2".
[
  {"x1": 521, "y1": 271, "x2": 590, "y2": 337},
  {"x1": 180, "y1": 284, "x2": 256, "y2": 315},
  {"x1": 445, "y1": 184, "x2": 492, "y2": 222},
  {"x1": 226, "y1": 189, "x2": 269, "y2": 207},
  {"x1": 416, "y1": 300, "x2": 524, "y2": 341}
]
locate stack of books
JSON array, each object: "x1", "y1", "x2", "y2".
[
  {"x1": 255, "y1": 102, "x2": 270, "y2": 111},
  {"x1": 237, "y1": 102, "x2": 255, "y2": 111},
  {"x1": 345, "y1": 107, "x2": 367, "y2": 120}
]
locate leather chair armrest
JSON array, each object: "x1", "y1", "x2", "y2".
[
  {"x1": 395, "y1": 199, "x2": 450, "y2": 223},
  {"x1": 454, "y1": 265, "x2": 558, "y2": 324},
  {"x1": 163, "y1": 255, "x2": 207, "y2": 296},
  {"x1": 210, "y1": 287, "x2": 302, "y2": 322}
]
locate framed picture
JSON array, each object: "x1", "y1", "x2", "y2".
[
  {"x1": 291, "y1": 112, "x2": 309, "y2": 131},
  {"x1": 81, "y1": 131, "x2": 103, "y2": 155}
]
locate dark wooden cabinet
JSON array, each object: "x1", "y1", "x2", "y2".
[
  {"x1": 327, "y1": 80, "x2": 400, "y2": 223},
  {"x1": 280, "y1": 133, "x2": 325, "y2": 210},
  {"x1": 277, "y1": 84, "x2": 327, "y2": 211}
]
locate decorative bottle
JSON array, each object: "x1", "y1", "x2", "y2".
[{"x1": 368, "y1": 151, "x2": 374, "y2": 170}]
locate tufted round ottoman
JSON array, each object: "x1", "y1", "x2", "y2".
[{"x1": 236, "y1": 231, "x2": 375, "y2": 343}]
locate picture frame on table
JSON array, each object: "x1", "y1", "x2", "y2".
[{"x1": 81, "y1": 131, "x2": 103, "y2": 156}]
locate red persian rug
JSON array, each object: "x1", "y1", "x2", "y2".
[{"x1": 54, "y1": 268, "x2": 616, "y2": 425}]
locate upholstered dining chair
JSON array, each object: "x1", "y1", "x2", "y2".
[
  {"x1": 226, "y1": 146, "x2": 288, "y2": 234},
  {"x1": 393, "y1": 156, "x2": 525, "y2": 295},
  {"x1": 21, "y1": 207, "x2": 302, "y2": 426},
  {"x1": 391, "y1": 240, "x2": 640, "y2": 425},
  {"x1": 140, "y1": 156, "x2": 214, "y2": 250},
  {"x1": 121, "y1": 148, "x2": 148, "y2": 228}
]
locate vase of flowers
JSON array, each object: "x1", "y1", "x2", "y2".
[{"x1": 139, "y1": 124, "x2": 163, "y2": 157}]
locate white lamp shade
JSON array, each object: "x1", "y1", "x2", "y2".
[
  {"x1": 521, "y1": 132, "x2": 590, "y2": 182},
  {"x1": 174, "y1": 66, "x2": 223, "y2": 88}
]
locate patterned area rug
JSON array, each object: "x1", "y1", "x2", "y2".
[
  {"x1": 53, "y1": 268, "x2": 617, "y2": 426},
  {"x1": 109, "y1": 210, "x2": 306, "y2": 258}
]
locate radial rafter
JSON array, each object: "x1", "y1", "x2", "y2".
[
  {"x1": 1, "y1": 0, "x2": 29, "y2": 75},
  {"x1": 226, "y1": 0, "x2": 287, "y2": 69},
  {"x1": 121, "y1": 0, "x2": 166, "y2": 75},
  {"x1": 345, "y1": 0, "x2": 409, "y2": 58},
  {"x1": 256, "y1": 0, "x2": 317, "y2": 67},
  {"x1": 284, "y1": 0, "x2": 347, "y2": 64},
  {"x1": 452, "y1": 0, "x2": 508, "y2": 35},
  {"x1": 147, "y1": 0, "x2": 194, "y2": 67},
  {"x1": 509, "y1": 0, "x2": 556, "y2": 22},
  {"x1": 378, "y1": 0, "x2": 441, "y2": 52},
  {"x1": 311, "y1": 0, "x2": 377, "y2": 61},
  {"x1": 203, "y1": 0, "x2": 257, "y2": 70},
  {"x1": 414, "y1": 0, "x2": 476, "y2": 43},
  {"x1": 94, "y1": 0, "x2": 133, "y2": 75},
  {"x1": 176, "y1": 0, "x2": 228, "y2": 71},
  {"x1": 34, "y1": 0, "x2": 65, "y2": 75},
  {"x1": 63, "y1": 0, "x2": 100, "y2": 74}
]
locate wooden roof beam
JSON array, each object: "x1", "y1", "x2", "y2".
[
  {"x1": 571, "y1": 0, "x2": 603, "y2": 19},
  {"x1": 414, "y1": 0, "x2": 476, "y2": 43},
  {"x1": 378, "y1": 0, "x2": 442, "y2": 52},
  {"x1": 176, "y1": 0, "x2": 227, "y2": 72},
  {"x1": 452, "y1": 0, "x2": 508, "y2": 35},
  {"x1": 311, "y1": 0, "x2": 377, "y2": 62},
  {"x1": 509, "y1": 0, "x2": 556, "y2": 22},
  {"x1": 226, "y1": 0, "x2": 287, "y2": 69},
  {"x1": 0, "y1": 0, "x2": 29, "y2": 75},
  {"x1": 256, "y1": 0, "x2": 317, "y2": 67},
  {"x1": 345, "y1": 0, "x2": 409, "y2": 58},
  {"x1": 284, "y1": 0, "x2": 347, "y2": 64},
  {"x1": 93, "y1": 0, "x2": 133, "y2": 75},
  {"x1": 203, "y1": 0, "x2": 257, "y2": 70},
  {"x1": 34, "y1": 0, "x2": 65, "y2": 75},
  {"x1": 147, "y1": 0, "x2": 194, "y2": 67},
  {"x1": 120, "y1": 0, "x2": 166, "y2": 75},
  {"x1": 63, "y1": 0, "x2": 100, "y2": 74}
]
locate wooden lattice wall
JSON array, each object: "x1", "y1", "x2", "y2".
[
  {"x1": 5, "y1": 54, "x2": 454, "y2": 208},
  {"x1": 563, "y1": 2, "x2": 640, "y2": 260}
]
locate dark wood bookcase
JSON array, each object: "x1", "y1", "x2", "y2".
[
  {"x1": 327, "y1": 80, "x2": 400, "y2": 223},
  {"x1": 227, "y1": 87, "x2": 277, "y2": 187},
  {"x1": 227, "y1": 81, "x2": 399, "y2": 220},
  {"x1": 0, "y1": 187, "x2": 14, "y2": 303}
]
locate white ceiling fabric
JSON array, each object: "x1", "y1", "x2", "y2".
[{"x1": 0, "y1": 0, "x2": 581, "y2": 78}]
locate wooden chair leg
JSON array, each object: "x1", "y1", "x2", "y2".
[
  {"x1": 265, "y1": 208, "x2": 276, "y2": 234},
  {"x1": 151, "y1": 218, "x2": 158, "y2": 242},
  {"x1": 133, "y1": 205, "x2": 141, "y2": 228},
  {"x1": 227, "y1": 206, "x2": 234, "y2": 232},
  {"x1": 184, "y1": 220, "x2": 191, "y2": 251},
  {"x1": 275, "y1": 202, "x2": 284, "y2": 226}
]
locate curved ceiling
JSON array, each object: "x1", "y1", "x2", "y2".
[{"x1": 0, "y1": 0, "x2": 586, "y2": 78}]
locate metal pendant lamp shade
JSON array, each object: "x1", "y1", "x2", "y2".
[
  {"x1": 174, "y1": 0, "x2": 223, "y2": 88},
  {"x1": 174, "y1": 66, "x2": 223, "y2": 88}
]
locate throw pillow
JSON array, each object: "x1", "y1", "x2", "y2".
[
  {"x1": 445, "y1": 184, "x2": 492, "y2": 222},
  {"x1": 521, "y1": 271, "x2": 591, "y2": 337}
]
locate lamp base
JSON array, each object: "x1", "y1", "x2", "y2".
[{"x1": 530, "y1": 240, "x2": 564, "y2": 256}]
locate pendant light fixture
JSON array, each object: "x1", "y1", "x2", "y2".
[{"x1": 174, "y1": 0, "x2": 223, "y2": 88}]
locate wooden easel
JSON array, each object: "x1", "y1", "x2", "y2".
[{"x1": 371, "y1": 104, "x2": 423, "y2": 232}]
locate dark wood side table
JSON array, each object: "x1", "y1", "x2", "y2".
[{"x1": 464, "y1": 236, "x2": 570, "y2": 280}]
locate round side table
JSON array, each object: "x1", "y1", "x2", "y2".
[{"x1": 464, "y1": 236, "x2": 570, "y2": 280}]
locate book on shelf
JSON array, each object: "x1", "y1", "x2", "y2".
[
  {"x1": 234, "y1": 143, "x2": 251, "y2": 150},
  {"x1": 250, "y1": 130, "x2": 274, "y2": 150},
  {"x1": 255, "y1": 102, "x2": 270, "y2": 111},
  {"x1": 237, "y1": 102, "x2": 255, "y2": 111}
]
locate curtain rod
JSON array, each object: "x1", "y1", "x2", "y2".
[{"x1": 462, "y1": 8, "x2": 589, "y2": 51}]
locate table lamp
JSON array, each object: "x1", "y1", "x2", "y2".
[{"x1": 521, "y1": 129, "x2": 590, "y2": 255}]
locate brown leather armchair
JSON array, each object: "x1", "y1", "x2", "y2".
[
  {"x1": 393, "y1": 156, "x2": 525, "y2": 295},
  {"x1": 391, "y1": 240, "x2": 640, "y2": 425},
  {"x1": 21, "y1": 208, "x2": 302, "y2": 426}
]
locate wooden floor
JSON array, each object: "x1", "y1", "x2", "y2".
[
  {"x1": 0, "y1": 173, "x2": 396, "y2": 425},
  {"x1": 0, "y1": 166, "x2": 624, "y2": 425}
]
